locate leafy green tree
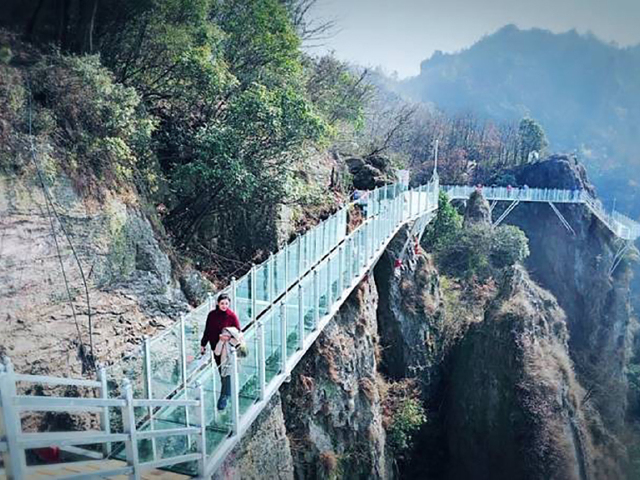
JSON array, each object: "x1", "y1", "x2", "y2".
[
  {"x1": 388, "y1": 398, "x2": 426, "y2": 457},
  {"x1": 303, "y1": 55, "x2": 371, "y2": 129},
  {"x1": 437, "y1": 223, "x2": 529, "y2": 279},
  {"x1": 422, "y1": 191, "x2": 463, "y2": 251},
  {"x1": 490, "y1": 225, "x2": 530, "y2": 268},
  {"x1": 518, "y1": 117, "x2": 548, "y2": 163}
]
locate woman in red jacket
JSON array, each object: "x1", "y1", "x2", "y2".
[{"x1": 200, "y1": 293, "x2": 241, "y2": 410}]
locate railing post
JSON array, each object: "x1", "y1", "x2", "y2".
[
  {"x1": 321, "y1": 222, "x2": 326, "y2": 255},
  {"x1": 257, "y1": 320, "x2": 266, "y2": 401},
  {"x1": 98, "y1": 365, "x2": 112, "y2": 457},
  {"x1": 326, "y1": 257, "x2": 333, "y2": 305},
  {"x1": 395, "y1": 186, "x2": 404, "y2": 226},
  {"x1": 338, "y1": 245, "x2": 344, "y2": 296},
  {"x1": 229, "y1": 348, "x2": 241, "y2": 435},
  {"x1": 122, "y1": 379, "x2": 141, "y2": 480},
  {"x1": 364, "y1": 222, "x2": 370, "y2": 263},
  {"x1": 230, "y1": 277, "x2": 237, "y2": 313},
  {"x1": 195, "y1": 382, "x2": 207, "y2": 477},
  {"x1": 251, "y1": 264, "x2": 257, "y2": 321},
  {"x1": 297, "y1": 283, "x2": 305, "y2": 350},
  {"x1": 210, "y1": 350, "x2": 218, "y2": 424},
  {"x1": 347, "y1": 237, "x2": 353, "y2": 283},
  {"x1": 408, "y1": 187, "x2": 414, "y2": 217},
  {"x1": 284, "y1": 244, "x2": 289, "y2": 289},
  {"x1": 180, "y1": 315, "x2": 191, "y2": 449},
  {"x1": 313, "y1": 268, "x2": 320, "y2": 328},
  {"x1": 268, "y1": 253, "x2": 274, "y2": 304},
  {"x1": 207, "y1": 292, "x2": 213, "y2": 312},
  {"x1": 297, "y1": 238, "x2": 303, "y2": 278},
  {"x1": 0, "y1": 358, "x2": 27, "y2": 480},
  {"x1": 143, "y1": 338, "x2": 158, "y2": 460},
  {"x1": 280, "y1": 299, "x2": 288, "y2": 374}
]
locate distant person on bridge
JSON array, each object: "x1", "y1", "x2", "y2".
[
  {"x1": 353, "y1": 189, "x2": 370, "y2": 216},
  {"x1": 201, "y1": 293, "x2": 241, "y2": 410}
]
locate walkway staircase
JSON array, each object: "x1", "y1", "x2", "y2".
[{"x1": 2, "y1": 180, "x2": 639, "y2": 480}]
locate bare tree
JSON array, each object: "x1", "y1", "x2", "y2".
[{"x1": 281, "y1": 0, "x2": 338, "y2": 46}]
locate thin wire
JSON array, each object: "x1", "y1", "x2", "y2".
[{"x1": 24, "y1": 75, "x2": 95, "y2": 372}]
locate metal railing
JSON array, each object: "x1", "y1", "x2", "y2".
[
  {"x1": 4, "y1": 178, "x2": 636, "y2": 479},
  {"x1": 0, "y1": 357, "x2": 208, "y2": 480},
  {"x1": 442, "y1": 185, "x2": 640, "y2": 241}
]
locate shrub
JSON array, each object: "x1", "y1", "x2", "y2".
[
  {"x1": 388, "y1": 397, "x2": 426, "y2": 456},
  {"x1": 437, "y1": 223, "x2": 529, "y2": 279},
  {"x1": 381, "y1": 379, "x2": 426, "y2": 459},
  {"x1": 490, "y1": 225, "x2": 530, "y2": 268},
  {"x1": 422, "y1": 191, "x2": 463, "y2": 251},
  {"x1": 29, "y1": 54, "x2": 155, "y2": 192}
]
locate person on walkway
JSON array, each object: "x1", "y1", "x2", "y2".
[{"x1": 200, "y1": 293, "x2": 241, "y2": 410}]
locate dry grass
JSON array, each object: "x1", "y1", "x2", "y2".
[
  {"x1": 319, "y1": 450, "x2": 339, "y2": 474},
  {"x1": 359, "y1": 376, "x2": 377, "y2": 403},
  {"x1": 379, "y1": 377, "x2": 421, "y2": 429}
]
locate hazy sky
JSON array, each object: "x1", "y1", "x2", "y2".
[{"x1": 308, "y1": 0, "x2": 640, "y2": 78}]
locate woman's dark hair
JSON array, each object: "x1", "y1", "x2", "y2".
[{"x1": 216, "y1": 293, "x2": 231, "y2": 309}]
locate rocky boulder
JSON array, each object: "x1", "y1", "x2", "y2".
[
  {"x1": 463, "y1": 190, "x2": 492, "y2": 227},
  {"x1": 511, "y1": 154, "x2": 595, "y2": 194},
  {"x1": 345, "y1": 155, "x2": 395, "y2": 190}
]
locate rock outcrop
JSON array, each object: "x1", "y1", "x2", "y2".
[
  {"x1": 463, "y1": 190, "x2": 492, "y2": 227},
  {"x1": 445, "y1": 266, "x2": 598, "y2": 480},
  {"x1": 506, "y1": 156, "x2": 634, "y2": 433},
  {"x1": 345, "y1": 155, "x2": 395, "y2": 190},
  {"x1": 0, "y1": 172, "x2": 189, "y2": 376},
  {"x1": 281, "y1": 276, "x2": 391, "y2": 479},
  {"x1": 215, "y1": 394, "x2": 295, "y2": 480}
]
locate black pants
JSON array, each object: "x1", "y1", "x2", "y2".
[{"x1": 214, "y1": 354, "x2": 231, "y2": 398}]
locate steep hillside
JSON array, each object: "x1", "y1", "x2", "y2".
[{"x1": 399, "y1": 25, "x2": 640, "y2": 217}]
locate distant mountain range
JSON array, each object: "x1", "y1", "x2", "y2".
[{"x1": 395, "y1": 25, "x2": 640, "y2": 217}]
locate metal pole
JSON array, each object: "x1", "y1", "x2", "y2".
[
  {"x1": 309, "y1": 230, "x2": 315, "y2": 269},
  {"x1": 297, "y1": 284, "x2": 305, "y2": 350},
  {"x1": 338, "y1": 245, "x2": 344, "y2": 297},
  {"x1": 251, "y1": 264, "x2": 257, "y2": 321},
  {"x1": 284, "y1": 243, "x2": 289, "y2": 289},
  {"x1": 364, "y1": 223, "x2": 370, "y2": 265},
  {"x1": 347, "y1": 237, "x2": 353, "y2": 284},
  {"x1": 326, "y1": 257, "x2": 332, "y2": 306},
  {"x1": 268, "y1": 253, "x2": 274, "y2": 304},
  {"x1": 122, "y1": 379, "x2": 141, "y2": 480},
  {"x1": 180, "y1": 316, "x2": 191, "y2": 449},
  {"x1": 195, "y1": 382, "x2": 207, "y2": 477},
  {"x1": 211, "y1": 350, "x2": 218, "y2": 424},
  {"x1": 230, "y1": 277, "x2": 237, "y2": 313},
  {"x1": 257, "y1": 321, "x2": 266, "y2": 400},
  {"x1": 280, "y1": 299, "x2": 288, "y2": 374},
  {"x1": 313, "y1": 268, "x2": 319, "y2": 329},
  {"x1": 143, "y1": 338, "x2": 158, "y2": 460},
  {"x1": 98, "y1": 365, "x2": 112, "y2": 457},
  {"x1": 297, "y1": 238, "x2": 303, "y2": 279},
  {"x1": 408, "y1": 187, "x2": 414, "y2": 218},
  {"x1": 229, "y1": 349, "x2": 241, "y2": 435},
  {"x1": 0, "y1": 358, "x2": 27, "y2": 479}
]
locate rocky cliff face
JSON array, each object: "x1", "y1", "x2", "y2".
[
  {"x1": 281, "y1": 276, "x2": 390, "y2": 479},
  {"x1": 446, "y1": 266, "x2": 600, "y2": 480},
  {"x1": 374, "y1": 224, "x2": 444, "y2": 387},
  {"x1": 215, "y1": 394, "x2": 295, "y2": 480},
  {"x1": 507, "y1": 156, "x2": 634, "y2": 433},
  {"x1": 371, "y1": 160, "x2": 634, "y2": 479},
  {"x1": 0, "y1": 172, "x2": 192, "y2": 377},
  {"x1": 215, "y1": 276, "x2": 391, "y2": 480}
]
